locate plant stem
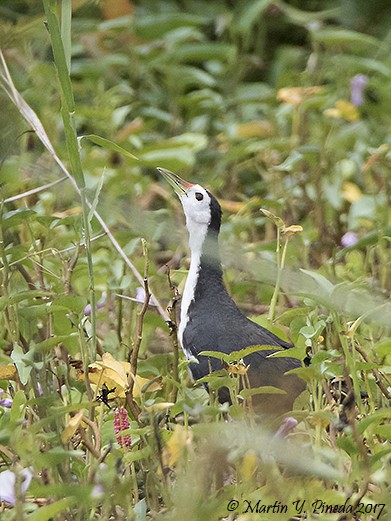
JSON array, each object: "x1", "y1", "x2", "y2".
[
  {"x1": 269, "y1": 230, "x2": 290, "y2": 322},
  {"x1": 43, "y1": 0, "x2": 96, "y2": 361}
]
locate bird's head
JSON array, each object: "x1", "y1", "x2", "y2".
[{"x1": 158, "y1": 168, "x2": 222, "y2": 237}]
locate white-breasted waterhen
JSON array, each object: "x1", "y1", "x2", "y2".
[{"x1": 159, "y1": 168, "x2": 305, "y2": 415}]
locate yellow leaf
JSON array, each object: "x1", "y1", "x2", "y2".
[
  {"x1": 133, "y1": 375, "x2": 162, "y2": 397},
  {"x1": 324, "y1": 100, "x2": 359, "y2": 122},
  {"x1": 342, "y1": 181, "x2": 362, "y2": 203},
  {"x1": 80, "y1": 353, "x2": 162, "y2": 399},
  {"x1": 0, "y1": 364, "x2": 17, "y2": 380},
  {"x1": 335, "y1": 100, "x2": 359, "y2": 121},
  {"x1": 162, "y1": 425, "x2": 192, "y2": 468},
  {"x1": 240, "y1": 450, "x2": 258, "y2": 481},
  {"x1": 61, "y1": 410, "x2": 84, "y2": 444},
  {"x1": 225, "y1": 359, "x2": 249, "y2": 375},
  {"x1": 282, "y1": 224, "x2": 303, "y2": 236},
  {"x1": 277, "y1": 86, "x2": 324, "y2": 105},
  {"x1": 323, "y1": 107, "x2": 341, "y2": 119},
  {"x1": 52, "y1": 207, "x2": 82, "y2": 218},
  {"x1": 144, "y1": 401, "x2": 174, "y2": 412},
  {"x1": 235, "y1": 120, "x2": 273, "y2": 138}
]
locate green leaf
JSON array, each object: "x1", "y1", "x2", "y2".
[
  {"x1": 34, "y1": 334, "x2": 79, "y2": 353},
  {"x1": 200, "y1": 344, "x2": 282, "y2": 363},
  {"x1": 268, "y1": 346, "x2": 306, "y2": 359},
  {"x1": 239, "y1": 386, "x2": 287, "y2": 398},
  {"x1": 10, "y1": 389, "x2": 26, "y2": 423},
  {"x1": 357, "y1": 409, "x2": 391, "y2": 435},
  {"x1": 2, "y1": 208, "x2": 36, "y2": 228},
  {"x1": 165, "y1": 43, "x2": 236, "y2": 64},
  {"x1": 374, "y1": 338, "x2": 391, "y2": 359},
  {"x1": 26, "y1": 497, "x2": 76, "y2": 521},
  {"x1": 274, "y1": 150, "x2": 303, "y2": 172},
  {"x1": 374, "y1": 425, "x2": 391, "y2": 440},
  {"x1": 80, "y1": 134, "x2": 140, "y2": 162},
  {"x1": 11, "y1": 344, "x2": 32, "y2": 385},
  {"x1": 135, "y1": 498, "x2": 147, "y2": 521},
  {"x1": 0, "y1": 290, "x2": 50, "y2": 312},
  {"x1": 88, "y1": 168, "x2": 106, "y2": 222},
  {"x1": 134, "y1": 13, "x2": 208, "y2": 40},
  {"x1": 313, "y1": 28, "x2": 380, "y2": 52},
  {"x1": 235, "y1": 0, "x2": 272, "y2": 34},
  {"x1": 299, "y1": 269, "x2": 335, "y2": 295},
  {"x1": 250, "y1": 315, "x2": 290, "y2": 342}
]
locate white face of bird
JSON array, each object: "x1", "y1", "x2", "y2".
[
  {"x1": 179, "y1": 184, "x2": 212, "y2": 226},
  {"x1": 158, "y1": 168, "x2": 212, "y2": 250},
  {"x1": 178, "y1": 184, "x2": 212, "y2": 253}
]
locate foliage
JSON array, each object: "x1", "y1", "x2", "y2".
[{"x1": 0, "y1": 0, "x2": 391, "y2": 519}]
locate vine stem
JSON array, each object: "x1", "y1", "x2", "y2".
[{"x1": 268, "y1": 229, "x2": 290, "y2": 322}]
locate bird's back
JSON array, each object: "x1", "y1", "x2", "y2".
[{"x1": 182, "y1": 267, "x2": 305, "y2": 414}]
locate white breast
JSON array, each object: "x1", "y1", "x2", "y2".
[{"x1": 177, "y1": 218, "x2": 208, "y2": 359}]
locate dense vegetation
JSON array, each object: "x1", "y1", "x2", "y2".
[{"x1": 0, "y1": 1, "x2": 390, "y2": 519}]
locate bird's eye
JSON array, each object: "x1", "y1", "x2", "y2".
[{"x1": 195, "y1": 192, "x2": 204, "y2": 201}]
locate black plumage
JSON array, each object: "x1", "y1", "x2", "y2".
[{"x1": 160, "y1": 169, "x2": 305, "y2": 415}]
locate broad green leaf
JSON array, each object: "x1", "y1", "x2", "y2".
[
  {"x1": 268, "y1": 346, "x2": 306, "y2": 359},
  {"x1": 11, "y1": 344, "x2": 32, "y2": 385},
  {"x1": 0, "y1": 290, "x2": 50, "y2": 312},
  {"x1": 299, "y1": 269, "x2": 335, "y2": 295},
  {"x1": 2, "y1": 208, "x2": 36, "y2": 228},
  {"x1": 34, "y1": 334, "x2": 78, "y2": 353},
  {"x1": 200, "y1": 344, "x2": 282, "y2": 363},
  {"x1": 239, "y1": 386, "x2": 287, "y2": 398}
]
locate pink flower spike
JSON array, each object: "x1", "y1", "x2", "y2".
[{"x1": 113, "y1": 406, "x2": 131, "y2": 449}]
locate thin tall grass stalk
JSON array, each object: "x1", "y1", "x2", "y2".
[{"x1": 42, "y1": 0, "x2": 97, "y2": 362}]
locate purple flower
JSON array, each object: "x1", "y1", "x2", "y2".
[
  {"x1": 91, "y1": 484, "x2": 104, "y2": 498},
  {"x1": 341, "y1": 231, "x2": 358, "y2": 248},
  {"x1": 0, "y1": 389, "x2": 12, "y2": 408},
  {"x1": 84, "y1": 293, "x2": 107, "y2": 316},
  {"x1": 350, "y1": 74, "x2": 368, "y2": 106},
  {"x1": 135, "y1": 287, "x2": 148, "y2": 304},
  {"x1": 273, "y1": 417, "x2": 298, "y2": 439},
  {"x1": 0, "y1": 468, "x2": 33, "y2": 505}
]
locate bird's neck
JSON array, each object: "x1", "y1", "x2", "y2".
[
  {"x1": 189, "y1": 224, "x2": 222, "y2": 284},
  {"x1": 178, "y1": 224, "x2": 223, "y2": 350}
]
